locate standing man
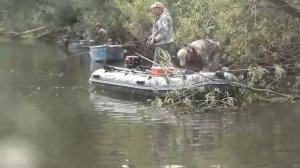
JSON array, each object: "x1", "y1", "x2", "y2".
[
  {"x1": 84, "y1": 23, "x2": 108, "y2": 45},
  {"x1": 94, "y1": 23, "x2": 108, "y2": 45},
  {"x1": 147, "y1": 2, "x2": 174, "y2": 65}
]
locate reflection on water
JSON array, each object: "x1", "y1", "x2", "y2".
[
  {"x1": 90, "y1": 92, "x2": 300, "y2": 168},
  {"x1": 90, "y1": 93, "x2": 180, "y2": 123},
  {"x1": 91, "y1": 93, "x2": 145, "y2": 122},
  {"x1": 0, "y1": 41, "x2": 300, "y2": 168}
]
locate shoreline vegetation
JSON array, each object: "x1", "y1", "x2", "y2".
[
  {"x1": 1, "y1": 0, "x2": 299, "y2": 108},
  {"x1": 148, "y1": 51, "x2": 299, "y2": 110}
]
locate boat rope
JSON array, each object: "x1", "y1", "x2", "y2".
[{"x1": 51, "y1": 52, "x2": 90, "y2": 63}]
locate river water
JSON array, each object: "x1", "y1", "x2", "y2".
[{"x1": 0, "y1": 41, "x2": 299, "y2": 168}]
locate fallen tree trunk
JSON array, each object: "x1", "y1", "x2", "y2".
[
  {"x1": 20, "y1": 26, "x2": 48, "y2": 35},
  {"x1": 8, "y1": 31, "x2": 21, "y2": 38},
  {"x1": 0, "y1": 29, "x2": 5, "y2": 35},
  {"x1": 1, "y1": 26, "x2": 49, "y2": 39},
  {"x1": 36, "y1": 27, "x2": 67, "y2": 42},
  {"x1": 196, "y1": 72, "x2": 300, "y2": 101}
]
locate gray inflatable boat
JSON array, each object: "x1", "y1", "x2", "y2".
[{"x1": 89, "y1": 66, "x2": 239, "y2": 100}]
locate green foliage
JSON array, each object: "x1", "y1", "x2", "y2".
[
  {"x1": 157, "y1": 48, "x2": 173, "y2": 67},
  {"x1": 247, "y1": 66, "x2": 269, "y2": 87},
  {"x1": 205, "y1": 89, "x2": 220, "y2": 106},
  {"x1": 149, "y1": 97, "x2": 163, "y2": 109},
  {"x1": 174, "y1": 0, "x2": 300, "y2": 64},
  {"x1": 148, "y1": 85, "x2": 238, "y2": 111},
  {"x1": 2, "y1": 0, "x2": 300, "y2": 65},
  {"x1": 222, "y1": 93, "x2": 237, "y2": 108},
  {"x1": 273, "y1": 65, "x2": 286, "y2": 81},
  {"x1": 116, "y1": 0, "x2": 154, "y2": 39}
]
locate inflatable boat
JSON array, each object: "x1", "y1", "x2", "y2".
[{"x1": 89, "y1": 65, "x2": 239, "y2": 100}]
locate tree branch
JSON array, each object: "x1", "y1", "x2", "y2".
[{"x1": 267, "y1": 0, "x2": 300, "y2": 19}]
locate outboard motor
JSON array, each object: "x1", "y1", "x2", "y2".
[
  {"x1": 216, "y1": 71, "x2": 238, "y2": 82},
  {"x1": 125, "y1": 55, "x2": 141, "y2": 69},
  {"x1": 215, "y1": 71, "x2": 226, "y2": 79}
]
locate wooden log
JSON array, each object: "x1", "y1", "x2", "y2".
[
  {"x1": 20, "y1": 26, "x2": 48, "y2": 35},
  {"x1": 36, "y1": 27, "x2": 66, "y2": 40},
  {"x1": 8, "y1": 31, "x2": 21, "y2": 38},
  {"x1": 0, "y1": 29, "x2": 5, "y2": 35},
  {"x1": 0, "y1": 26, "x2": 48, "y2": 39}
]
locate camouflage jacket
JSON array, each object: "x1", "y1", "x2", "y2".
[
  {"x1": 152, "y1": 9, "x2": 174, "y2": 46},
  {"x1": 95, "y1": 28, "x2": 108, "y2": 44},
  {"x1": 189, "y1": 39, "x2": 222, "y2": 71}
]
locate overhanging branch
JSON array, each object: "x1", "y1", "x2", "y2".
[{"x1": 267, "y1": 0, "x2": 300, "y2": 19}]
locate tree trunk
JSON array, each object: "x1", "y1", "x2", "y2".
[{"x1": 267, "y1": 0, "x2": 300, "y2": 19}]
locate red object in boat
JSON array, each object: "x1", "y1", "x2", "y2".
[
  {"x1": 125, "y1": 57, "x2": 133, "y2": 64},
  {"x1": 151, "y1": 66, "x2": 174, "y2": 75},
  {"x1": 125, "y1": 56, "x2": 141, "y2": 69}
]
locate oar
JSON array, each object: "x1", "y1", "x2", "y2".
[
  {"x1": 133, "y1": 52, "x2": 159, "y2": 65},
  {"x1": 104, "y1": 65, "x2": 148, "y2": 74},
  {"x1": 65, "y1": 39, "x2": 89, "y2": 42}
]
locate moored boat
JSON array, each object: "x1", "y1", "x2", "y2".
[
  {"x1": 67, "y1": 40, "x2": 89, "y2": 53},
  {"x1": 89, "y1": 66, "x2": 239, "y2": 100},
  {"x1": 89, "y1": 45, "x2": 125, "y2": 63},
  {"x1": 57, "y1": 39, "x2": 89, "y2": 54}
]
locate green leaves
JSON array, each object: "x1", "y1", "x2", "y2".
[
  {"x1": 273, "y1": 65, "x2": 286, "y2": 82},
  {"x1": 247, "y1": 66, "x2": 269, "y2": 87},
  {"x1": 1, "y1": 0, "x2": 300, "y2": 69}
]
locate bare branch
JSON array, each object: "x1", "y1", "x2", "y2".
[{"x1": 267, "y1": 0, "x2": 300, "y2": 19}]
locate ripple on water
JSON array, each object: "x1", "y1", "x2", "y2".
[{"x1": 90, "y1": 93, "x2": 181, "y2": 124}]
